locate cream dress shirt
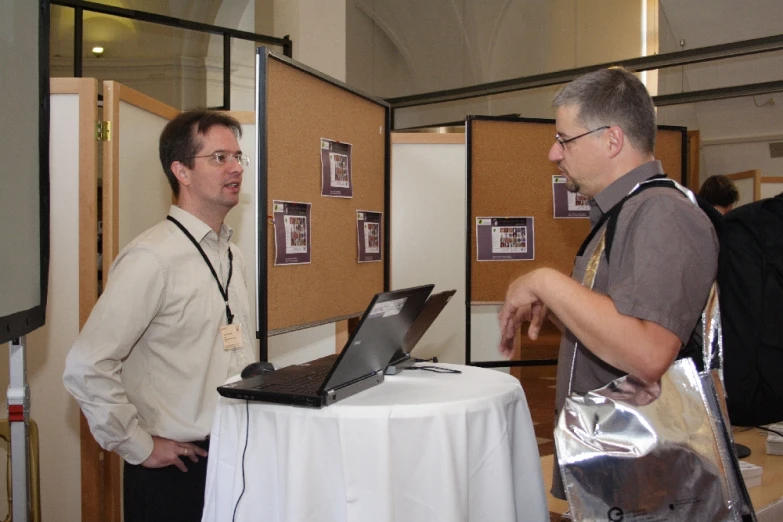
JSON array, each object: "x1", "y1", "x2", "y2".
[{"x1": 64, "y1": 206, "x2": 255, "y2": 465}]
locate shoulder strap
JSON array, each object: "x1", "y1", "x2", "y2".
[
  {"x1": 579, "y1": 178, "x2": 724, "y2": 375},
  {"x1": 576, "y1": 175, "x2": 673, "y2": 263}
]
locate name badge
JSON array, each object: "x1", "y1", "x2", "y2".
[{"x1": 220, "y1": 323, "x2": 243, "y2": 351}]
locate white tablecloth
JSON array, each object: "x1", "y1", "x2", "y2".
[{"x1": 202, "y1": 364, "x2": 548, "y2": 522}]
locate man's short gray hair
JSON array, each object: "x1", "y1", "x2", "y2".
[{"x1": 553, "y1": 67, "x2": 656, "y2": 154}]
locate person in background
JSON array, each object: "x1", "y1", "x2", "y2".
[
  {"x1": 496, "y1": 67, "x2": 718, "y2": 500},
  {"x1": 698, "y1": 174, "x2": 740, "y2": 214},
  {"x1": 63, "y1": 109, "x2": 256, "y2": 522}
]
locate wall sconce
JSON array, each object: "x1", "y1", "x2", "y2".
[{"x1": 92, "y1": 46, "x2": 104, "y2": 58}]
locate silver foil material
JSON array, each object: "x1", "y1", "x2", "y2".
[{"x1": 555, "y1": 358, "x2": 746, "y2": 522}]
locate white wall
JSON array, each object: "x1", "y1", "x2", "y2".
[
  {"x1": 390, "y1": 138, "x2": 466, "y2": 364},
  {"x1": 271, "y1": 0, "x2": 347, "y2": 82},
  {"x1": 656, "y1": 0, "x2": 783, "y2": 187},
  {"x1": 700, "y1": 140, "x2": 783, "y2": 187}
]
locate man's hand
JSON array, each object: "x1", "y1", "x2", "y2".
[
  {"x1": 141, "y1": 436, "x2": 208, "y2": 472},
  {"x1": 497, "y1": 270, "x2": 549, "y2": 359}
]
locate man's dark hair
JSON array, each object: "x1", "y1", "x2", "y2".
[
  {"x1": 553, "y1": 67, "x2": 657, "y2": 155},
  {"x1": 698, "y1": 175, "x2": 740, "y2": 208},
  {"x1": 159, "y1": 109, "x2": 243, "y2": 196}
]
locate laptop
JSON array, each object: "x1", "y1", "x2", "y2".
[
  {"x1": 385, "y1": 289, "x2": 457, "y2": 374},
  {"x1": 217, "y1": 284, "x2": 434, "y2": 407}
]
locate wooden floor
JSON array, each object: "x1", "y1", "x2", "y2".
[
  {"x1": 510, "y1": 327, "x2": 561, "y2": 457},
  {"x1": 507, "y1": 332, "x2": 566, "y2": 522},
  {"x1": 515, "y1": 363, "x2": 558, "y2": 457}
]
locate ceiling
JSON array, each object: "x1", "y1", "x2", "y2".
[{"x1": 657, "y1": 0, "x2": 783, "y2": 140}]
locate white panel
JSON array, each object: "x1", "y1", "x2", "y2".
[
  {"x1": 390, "y1": 141, "x2": 466, "y2": 364},
  {"x1": 761, "y1": 182, "x2": 783, "y2": 199},
  {"x1": 470, "y1": 304, "x2": 509, "y2": 370},
  {"x1": 268, "y1": 325, "x2": 337, "y2": 367},
  {"x1": 732, "y1": 177, "x2": 755, "y2": 207},
  {"x1": 0, "y1": 93, "x2": 83, "y2": 522},
  {"x1": 118, "y1": 103, "x2": 171, "y2": 249}
]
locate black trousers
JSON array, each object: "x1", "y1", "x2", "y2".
[{"x1": 123, "y1": 439, "x2": 210, "y2": 522}]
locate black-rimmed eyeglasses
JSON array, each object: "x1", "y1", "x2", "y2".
[
  {"x1": 554, "y1": 126, "x2": 610, "y2": 149},
  {"x1": 189, "y1": 152, "x2": 250, "y2": 166}
]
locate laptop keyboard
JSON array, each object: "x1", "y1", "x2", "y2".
[{"x1": 252, "y1": 366, "x2": 331, "y2": 393}]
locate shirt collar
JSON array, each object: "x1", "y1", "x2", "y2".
[
  {"x1": 168, "y1": 205, "x2": 233, "y2": 243},
  {"x1": 592, "y1": 160, "x2": 665, "y2": 216}
]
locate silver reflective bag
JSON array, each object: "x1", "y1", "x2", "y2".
[
  {"x1": 556, "y1": 357, "x2": 754, "y2": 521},
  {"x1": 554, "y1": 190, "x2": 756, "y2": 521}
]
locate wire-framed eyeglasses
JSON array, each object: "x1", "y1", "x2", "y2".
[
  {"x1": 190, "y1": 152, "x2": 250, "y2": 166},
  {"x1": 554, "y1": 126, "x2": 610, "y2": 149}
]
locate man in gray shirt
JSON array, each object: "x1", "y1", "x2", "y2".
[{"x1": 497, "y1": 67, "x2": 718, "y2": 500}]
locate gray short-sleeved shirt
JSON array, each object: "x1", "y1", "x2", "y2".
[{"x1": 550, "y1": 160, "x2": 718, "y2": 499}]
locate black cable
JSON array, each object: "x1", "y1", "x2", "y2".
[
  {"x1": 407, "y1": 365, "x2": 462, "y2": 374},
  {"x1": 231, "y1": 400, "x2": 250, "y2": 522},
  {"x1": 756, "y1": 425, "x2": 783, "y2": 438}
]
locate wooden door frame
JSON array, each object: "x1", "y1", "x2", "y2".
[{"x1": 50, "y1": 77, "x2": 103, "y2": 522}]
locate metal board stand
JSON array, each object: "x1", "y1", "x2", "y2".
[{"x1": 7, "y1": 337, "x2": 31, "y2": 522}]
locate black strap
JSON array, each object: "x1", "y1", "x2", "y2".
[
  {"x1": 167, "y1": 215, "x2": 234, "y2": 324},
  {"x1": 576, "y1": 175, "x2": 669, "y2": 263}
]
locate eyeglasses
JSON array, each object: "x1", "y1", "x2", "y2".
[
  {"x1": 189, "y1": 152, "x2": 250, "y2": 166},
  {"x1": 554, "y1": 126, "x2": 610, "y2": 149}
]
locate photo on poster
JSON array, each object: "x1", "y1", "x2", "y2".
[
  {"x1": 356, "y1": 210, "x2": 382, "y2": 263},
  {"x1": 476, "y1": 216, "x2": 535, "y2": 261},
  {"x1": 320, "y1": 138, "x2": 353, "y2": 198},
  {"x1": 552, "y1": 175, "x2": 590, "y2": 218},
  {"x1": 272, "y1": 200, "x2": 312, "y2": 266}
]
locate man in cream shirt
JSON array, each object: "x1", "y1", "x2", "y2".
[{"x1": 64, "y1": 109, "x2": 255, "y2": 522}]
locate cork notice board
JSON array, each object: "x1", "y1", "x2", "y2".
[
  {"x1": 468, "y1": 117, "x2": 685, "y2": 303},
  {"x1": 258, "y1": 51, "x2": 388, "y2": 337}
]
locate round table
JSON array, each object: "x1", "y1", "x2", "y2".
[{"x1": 202, "y1": 363, "x2": 548, "y2": 522}]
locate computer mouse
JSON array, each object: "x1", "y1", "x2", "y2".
[{"x1": 240, "y1": 361, "x2": 276, "y2": 379}]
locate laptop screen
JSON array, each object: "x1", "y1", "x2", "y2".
[{"x1": 320, "y1": 284, "x2": 434, "y2": 393}]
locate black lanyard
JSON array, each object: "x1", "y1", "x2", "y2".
[{"x1": 167, "y1": 215, "x2": 234, "y2": 324}]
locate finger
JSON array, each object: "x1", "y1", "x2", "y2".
[
  {"x1": 505, "y1": 312, "x2": 522, "y2": 342},
  {"x1": 173, "y1": 457, "x2": 188, "y2": 472},
  {"x1": 498, "y1": 333, "x2": 515, "y2": 359},
  {"x1": 497, "y1": 303, "x2": 512, "y2": 331},
  {"x1": 527, "y1": 303, "x2": 547, "y2": 340},
  {"x1": 498, "y1": 320, "x2": 516, "y2": 356},
  {"x1": 177, "y1": 445, "x2": 197, "y2": 463},
  {"x1": 191, "y1": 445, "x2": 209, "y2": 458},
  {"x1": 183, "y1": 444, "x2": 206, "y2": 462}
]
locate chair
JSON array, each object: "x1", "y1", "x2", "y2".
[{"x1": 0, "y1": 419, "x2": 41, "y2": 522}]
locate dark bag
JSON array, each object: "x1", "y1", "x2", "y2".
[{"x1": 719, "y1": 193, "x2": 783, "y2": 426}]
